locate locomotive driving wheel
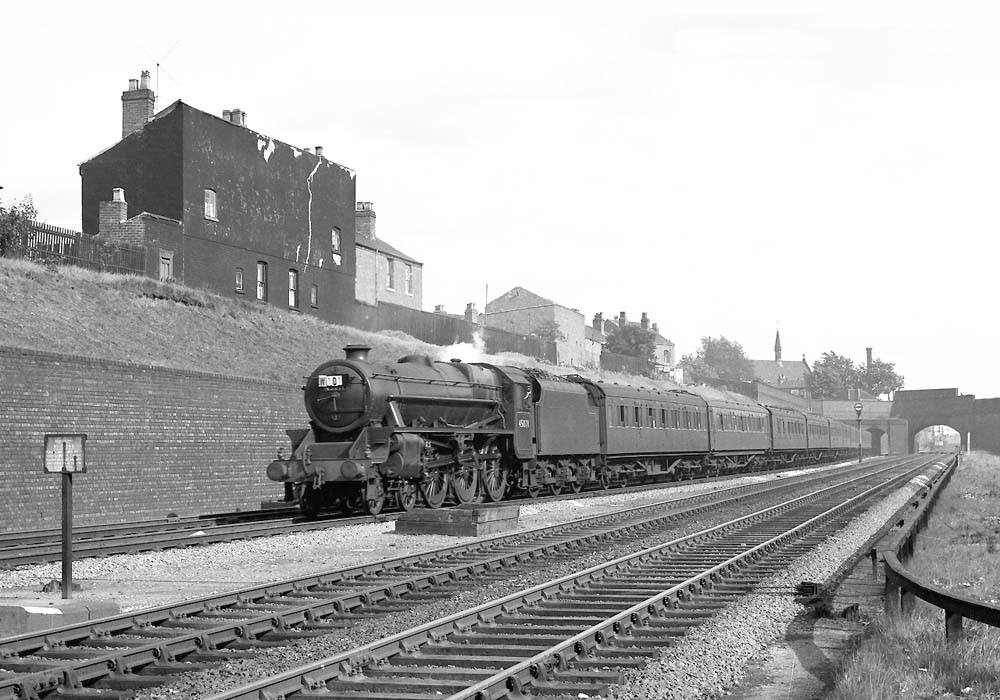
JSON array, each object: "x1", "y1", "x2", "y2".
[
  {"x1": 451, "y1": 459, "x2": 479, "y2": 505},
  {"x1": 397, "y1": 480, "x2": 418, "y2": 512},
  {"x1": 365, "y1": 478, "x2": 386, "y2": 516},
  {"x1": 421, "y1": 469, "x2": 450, "y2": 508},
  {"x1": 479, "y1": 438, "x2": 507, "y2": 502}
]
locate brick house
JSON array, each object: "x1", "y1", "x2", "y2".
[
  {"x1": 750, "y1": 330, "x2": 812, "y2": 398},
  {"x1": 79, "y1": 72, "x2": 358, "y2": 324},
  {"x1": 483, "y1": 287, "x2": 592, "y2": 367},
  {"x1": 594, "y1": 311, "x2": 676, "y2": 373},
  {"x1": 354, "y1": 202, "x2": 423, "y2": 309}
]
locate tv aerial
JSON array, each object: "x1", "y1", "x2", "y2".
[{"x1": 139, "y1": 39, "x2": 181, "y2": 110}]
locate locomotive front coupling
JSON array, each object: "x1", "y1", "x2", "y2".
[{"x1": 266, "y1": 428, "x2": 426, "y2": 485}]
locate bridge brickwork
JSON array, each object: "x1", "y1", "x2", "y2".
[{"x1": 891, "y1": 388, "x2": 1000, "y2": 453}]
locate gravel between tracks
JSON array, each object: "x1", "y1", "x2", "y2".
[
  {"x1": 605, "y1": 475, "x2": 926, "y2": 700},
  {"x1": 0, "y1": 463, "x2": 888, "y2": 700}
]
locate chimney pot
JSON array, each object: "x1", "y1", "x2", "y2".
[
  {"x1": 139, "y1": 70, "x2": 151, "y2": 90},
  {"x1": 112, "y1": 188, "x2": 125, "y2": 203},
  {"x1": 434, "y1": 304, "x2": 445, "y2": 314},
  {"x1": 223, "y1": 110, "x2": 232, "y2": 121},
  {"x1": 129, "y1": 78, "x2": 139, "y2": 90},
  {"x1": 231, "y1": 109, "x2": 245, "y2": 126},
  {"x1": 344, "y1": 345, "x2": 371, "y2": 362},
  {"x1": 315, "y1": 146, "x2": 323, "y2": 157}
]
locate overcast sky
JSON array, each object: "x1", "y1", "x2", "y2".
[{"x1": 4, "y1": 1, "x2": 999, "y2": 396}]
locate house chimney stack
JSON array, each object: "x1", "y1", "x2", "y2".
[
  {"x1": 619, "y1": 311, "x2": 627, "y2": 328},
  {"x1": 315, "y1": 146, "x2": 324, "y2": 157},
  {"x1": 98, "y1": 188, "x2": 128, "y2": 235},
  {"x1": 434, "y1": 304, "x2": 446, "y2": 314},
  {"x1": 122, "y1": 71, "x2": 156, "y2": 140},
  {"x1": 640, "y1": 312, "x2": 649, "y2": 330},
  {"x1": 866, "y1": 347, "x2": 873, "y2": 370},
  {"x1": 464, "y1": 303, "x2": 479, "y2": 324},
  {"x1": 355, "y1": 201, "x2": 376, "y2": 242},
  {"x1": 593, "y1": 312, "x2": 603, "y2": 331}
]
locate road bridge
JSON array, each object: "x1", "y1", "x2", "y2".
[{"x1": 891, "y1": 388, "x2": 1000, "y2": 453}]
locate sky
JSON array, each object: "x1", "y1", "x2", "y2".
[{"x1": 4, "y1": 1, "x2": 1000, "y2": 396}]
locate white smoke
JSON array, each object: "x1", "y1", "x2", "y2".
[{"x1": 438, "y1": 328, "x2": 487, "y2": 363}]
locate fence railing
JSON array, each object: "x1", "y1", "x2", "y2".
[
  {"x1": 10, "y1": 222, "x2": 146, "y2": 276},
  {"x1": 875, "y1": 454, "x2": 999, "y2": 641},
  {"x1": 883, "y1": 551, "x2": 1000, "y2": 640},
  {"x1": 600, "y1": 349, "x2": 654, "y2": 377}
]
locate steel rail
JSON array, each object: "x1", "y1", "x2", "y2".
[
  {"x1": 0, "y1": 459, "x2": 880, "y2": 569},
  {"x1": 0, "y1": 461, "x2": 906, "y2": 699},
  {"x1": 209, "y1": 458, "x2": 934, "y2": 700}
]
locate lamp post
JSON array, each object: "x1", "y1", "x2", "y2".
[{"x1": 854, "y1": 401, "x2": 863, "y2": 463}]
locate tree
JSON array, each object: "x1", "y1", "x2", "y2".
[
  {"x1": 605, "y1": 323, "x2": 657, "y2": 364},
  {"x1": 680, "y1": 336, "x2": 753, "y2": 385},
  {"x1": 807, "y1": 352, "x2": 857, "y2": 399},
  {"x1": 858, "y1": 357, "x2": 904, "y2": 398},
  {"x1": 807, "y1": 351, "x2": 905, "y2": 399},
  {"x1": 0, "y1": 195, "x2": 37, "y2": 258}
]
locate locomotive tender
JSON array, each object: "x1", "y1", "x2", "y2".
[{"x1": 266, "y1": 345, "x2": 860, "y2": 516}]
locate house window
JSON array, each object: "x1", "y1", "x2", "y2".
[
  {"x1": 158, "y1": 251, "x2": 173, "y2": 281},
  {"x1": 405, "y1": 263, "x2": 413, "y2": 295},
  {"x1": 204, "y1": 189, "x2": 218, "y2": 220},
  {"x1": 331, "y1": 228, "x2": 342, "y2": 265},
  {"x1": 235, "y1": 267, "x2": 244, "y2": 293},
  {"x1": 288, "y1": 269, "x2": 299, "y2": 308},
  {"x1": 310, "y1": 284, "x2": 318, "y2": 308},
  {"x1": 256, "y1": 261, "x2": 268, "y2": 301},
  {"x1": 386, "y1": 256, "x2": 396, "y2": 290}
]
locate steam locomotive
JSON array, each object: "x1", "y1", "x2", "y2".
[{"x1": 266, "y1": 345, "x2": 860, "y2": 516}]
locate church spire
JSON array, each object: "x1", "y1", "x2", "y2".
[{"x1": 774, "y1": 328, "x2": 782, "y2": 362}]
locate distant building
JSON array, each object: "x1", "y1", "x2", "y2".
[
  {"x1": 483, "y1": 287, "x2": 592, "y2": 367},
  {"x1": 593, "y1": 311, "x2": 676, "y2": 374},
  {"x1": 751, "y1": 329, "x2": 811, "y2": 398},
  {"x1": 79, "y1": 72, "x2": 358, "y2": 324},
  {"x1": 354, "y1": 202, "x2": 423, "y2": 310}
]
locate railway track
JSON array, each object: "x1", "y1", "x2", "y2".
[
  {"x1": 212, "y1": 455, "x2": 949, "y2": 700},
  {"x1": 0, "y1": 457, "x2": 930, "y2": 700},
  {"x1": 0, "y1": 463, "x2": 844, "y2": 569}
]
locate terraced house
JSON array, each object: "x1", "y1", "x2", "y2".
[{"x1": 79, "y1": 72, "x2": 358, "y2": 324}]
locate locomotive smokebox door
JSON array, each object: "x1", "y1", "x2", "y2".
[{"x1": 513, "y1": 411, "x2": 533, "y2": 457}]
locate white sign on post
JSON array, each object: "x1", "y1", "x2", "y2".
[{"x1": 43, "y1": 434, "x2": 87, "y2": 473}]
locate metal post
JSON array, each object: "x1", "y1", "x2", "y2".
[
  {"x1": 62, "y1": 472, "x2": 73, "y2": 599},
  {"x1": 858, "y1": 416, "x2": 863, "y2": 463}
]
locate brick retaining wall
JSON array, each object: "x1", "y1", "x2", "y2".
[{"x1": 0, "y1": 346, "x2": 305, "y2": 534}]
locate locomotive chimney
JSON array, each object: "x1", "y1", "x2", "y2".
[{"x1": 344, "y1": 345, "x2": 371, "y2": 361}]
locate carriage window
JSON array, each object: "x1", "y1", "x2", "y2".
[
  {"x1": 634, "y1": 406, "x2": 641, "y2": 425},
  {"x1": 661, "y1": 408, "x2": 667, "y2": 427},
  {"x1": 648, "y1": 407, "x2": 655, "y2": 427},
  {"x1": 619, "y1": 405, "x2": 626, "y2": 425}
]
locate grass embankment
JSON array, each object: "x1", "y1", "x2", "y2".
[
  {"x1": 825, "y1": 451, "x2": 1000, "y2": 700},
  {"x1": 0, "y1": 257, "x2": 678, "y2": 391}
]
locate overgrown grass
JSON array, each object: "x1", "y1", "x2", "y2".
[
  {"x1": 824, "y1": 451, "x2": 1000, "y2": 700},
  {"x1": 0, "y1": 257, "x2": 672, "y2": 388}
]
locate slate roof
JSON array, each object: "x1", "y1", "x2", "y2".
[
  {"x1": 356, "y1": 237, "x2": 422, "y2": 265},
  {"x1": 752, "y1": 358, "x2": 810, "y2": 387}
]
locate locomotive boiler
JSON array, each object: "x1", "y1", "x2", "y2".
[{"x1": 266, "y1": 345, "x2": 535, "y2": 515}]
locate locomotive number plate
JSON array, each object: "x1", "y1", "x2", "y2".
[{"x1": 318, "y1": 374, "x2": 345, "y2": 388}]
